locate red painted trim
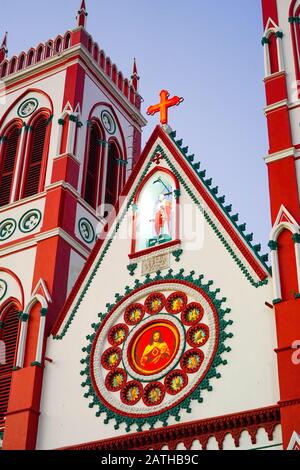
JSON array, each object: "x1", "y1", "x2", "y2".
[
  {"x1": 0, "y1": 88, "x2": 53, "y2": 130},
  {"x1": 261, "y1": 0, "x2": 279, "y2": 29},
  {"x1": 90, "y1": 279, "x2": 219, "y2": 419},
  {"x1": 0, "y1": 269, "x2": 25, "y2": 308},
  {"x1": 59, "y1": 404, "x2": 280, "y2": 451}
]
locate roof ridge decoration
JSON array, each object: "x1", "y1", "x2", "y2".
[{"x1": 166, "y1": 129, "x2": 270, "y2": 272}]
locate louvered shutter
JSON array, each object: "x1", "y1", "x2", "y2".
[
  {"x1": 0, "y1": 127, "x2": 20, "y2": 207},
  {"x1": 84, "y1": 125, "x2": 100, "y2": 209},
  {"x1": 105, "y1": 144, "x2": 118, "y2": 207},
  {"x1": 0, "y1": 306, "x2": 19, "y2": 430},
  {"x1": 23, "y1": 117, "x2": 47, "y2": 198}
]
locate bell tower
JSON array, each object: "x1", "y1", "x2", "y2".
[
  {"x1": 261, "y1": 0, "x2": 300, "y2": 450},
  {"x1": 0, "y1": 0, "x2": 146, "y2": 449}
]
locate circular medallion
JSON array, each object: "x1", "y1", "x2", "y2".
[
  {"x1": 143, "y1": 382, "x2": 165, "y2": 406},
  {"x1": 19, "y1": 209, "x2": 42, "y2": 233},
  {"x1": 78, "y1": 218, "x2": 95, "y2": 244},
  {"x1": 124, "y1": 303, "x2": 145, "y2": 326},
  {"x1": 121, "y1": 381, "x2": 143, "y2": 406},
  {"x1": 166, "y1": 291, "x2": 187, "y2": 314},
  {"x1": 101, "y1": 347, "x2": 122, "y2": 370},
  {"x1": 17, "y1": 98, "x2": 38, "y2": 118},
  {"x1": 181, "y1": 302, "x2": 204, "y2": 326},
  {"x1": 187, "y1": 324, "x2": 210, "y2": 348},
  {"x1": 108, "y1": 324, "x2": 129, "y2": 346},
  {"x1": 101, "y1": 110, "x2": 116, "y2": 135},
  {"x1": 85, "y1": 275, "x2": 232, "y2": 431},
  {"x1": 0, "y1": 219, "x2": 17, "y2": 241},
  {"x1": 144, "y1": 292, "x2": 166, "y2": 314},
  {"x1": 181, "y1": 349, "x2": 204, "y2": 374},
  {"x1": 128, "y1": 319, "x2": 180, "y2": 377},
  {"x1": 105, "y1": 368, "x2": 127, "y2": 392},
  {"x1": 0, "y1": 279, "x2": 7, "y2": 301}
]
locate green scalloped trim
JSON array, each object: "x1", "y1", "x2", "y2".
[
  {"x1": 167, "y1": 133, "x2": 270, "y2": 274},
  {"x1": 54, "y1": 143, "x2": 268, "y2": 340},
  {"x1": 80, "y1": 269, "x2": 233, "y2": 431}
]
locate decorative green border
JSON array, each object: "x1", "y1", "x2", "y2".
[
  {"x1": 0, "y1": 218, "x2": 17, "y2": 241},
  {"x1": 0, "y1": 279, "x2": 7, "y2": 301},
  {"x1": 101, "y1": 110, "x2": 116, "y2": 135},
  {"x1": 54, "y1": 143, "x2": 268, "y2": 340},
  {"x1": 78, "y1": 218, "x2": 95, "y2": 244},
  {"x1": 80, "y1": 270, "x2": 233, "y2": 431},
  {"x1": 17, "y1": 97, "x2": 39, "y2": 118},
  {"x1": 18, "y1": 209, "x2": 42, "y2": 233}
]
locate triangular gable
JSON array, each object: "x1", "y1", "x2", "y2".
[
  {"x1": 288, "y1": 431, "x2": 300, "y2": 450},
  {"x1": 264, "y1": 17, "x2": 279, "y2": 34},
  {"x1": 274, "y1": 204, "x2": 299, "y2": 228},
  {"x1": 52, "y1": 125, "x2": 270, "y2": 338},
  {"x1": 31, "y1": 278, "x2": 52, "y2": 304}
]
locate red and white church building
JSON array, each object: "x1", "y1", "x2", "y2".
[{"x1": 0, "y1": 0, "x2": 299, "y2": 451}]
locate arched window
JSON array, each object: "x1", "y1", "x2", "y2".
[
  {"x1": 45, "y1": 42, "x2": 52, "y2": 58},
  {"x1": 112, "y1": 65, "x2": 117, "y2": 84},
  {"x1": 22, "y1": 115, "x2": 48, "y2": 198},
  {"x1": 36, "y1": 46, "x2": 44, "y2": 62},
  {"x1": 105, "y1": 142, "x2": 119, "y2": 207},
  {"x1": 84, "y1": 122, "x2": 102, "y2": 209},
  {"x1": 133, "y1": 169, "x2": 178, "y2": 253},
  {"x1": 124, "y1": 79, "x2": 129, "y2": 98},
  {"x1": 55, "y1": 38, "x2": 62, "y2": 54},
  {"x1": 93, "y1": 44, "x2": 99, "y2": 61},
  {"x1": 118, "y1": 72, "x2": 123, "y2": 92},
  {"x1": 106, "y1": 58, "x2": 111, "y2": 77},
  {"x1": 278, "y1": 230, "x2": 299, "y2": 300},
  {"x1": 9, "y1": 58, "x2": 17, "y2": 74},
  {"x1": 64, "y1": 33, "x2": 71, "y2": 50},
  {"x1": 0, "y1": 303, "x2": 19, "y2": 430},
  {"x1": 0, "y1": 125, "x2": 21, "y2": 207},
  {"x1": 27, "y1": 50, "x2": 34, "y2": 66},
  {"x1": 268, "y1": 33, "x2": 279, "y2": 74},
  {"x1": 18, "y1": 54, "x2": 25, "y2": 71},
  {"x1": 1, "y1": 61, "x2": 8, "y2": 78}
]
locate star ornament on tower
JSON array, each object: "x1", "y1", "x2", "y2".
[{"x1": 147, "y1": 90, "x2": 184, "y2": 126}]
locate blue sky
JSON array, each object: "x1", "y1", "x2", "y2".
[{"x1": 1, "y1": 0, "x2": 270, "y2": 250}]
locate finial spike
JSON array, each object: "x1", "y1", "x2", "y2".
[
  {"x1": 77, "y1": 0, "x2": 88, "y2": 28},
  {"x1": 1, "y1": 31, "x2": 8, "y2": 49},
  {"x1": 0, "y1": 32, "x2": 8, "y2": 65},
  {"x1": 131, "y1": 58, "x2": 140, "y2": 92}
]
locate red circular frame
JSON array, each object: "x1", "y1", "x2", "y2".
[{"x1": 90, "y1": 279, "x2": 219, "y2": 419}]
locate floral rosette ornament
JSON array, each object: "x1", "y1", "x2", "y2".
[{"x1": 81, "y1": 270, "x2": 233, "y2": 431}]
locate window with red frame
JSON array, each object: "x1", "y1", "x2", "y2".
[
  {"x1": 0, "y1": 126, "x2": 21, "y2": 207},
  {"x1": 84, "y1": 122, "x2": 102, "y2": 209},
  {"x1": 105, "y1": 142, "x2": 119, "y2": 208},
  {"x1": 22, "y1": 116, "x2": 48, "y2": 198},
  {"x1": 0, "y1": 304, "x2": 19, "y2": 430}
]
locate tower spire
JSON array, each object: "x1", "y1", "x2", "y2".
[
  {"x1": 76, "y1": 0, "x2": 88, "y2": 28},
  {"x1": 0, "y1": 32, "x2": 8, "y2": 65},
  {"x1": 131, "y1": 58, "x2": 140, "y2": 92}
]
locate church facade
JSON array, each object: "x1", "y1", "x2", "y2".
[{"x1": 0, "y1": 0, "x2": 299, "y2": 451}]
